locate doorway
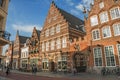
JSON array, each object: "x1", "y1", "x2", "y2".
[{"x1": 73, "y1": 52, "x2": 86, "y2": 72}]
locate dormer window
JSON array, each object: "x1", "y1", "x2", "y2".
[{"x1": 99, "y1": 2, "x2": 104, "y2": 9}]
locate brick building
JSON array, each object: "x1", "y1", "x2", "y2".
[
  {"x1": 29, "y1": 27, "x2": 41, "y2": 70},
  {"x1": 40, "y1": 2, "x2": 85, "y2": 72},
  {"x1": 85, "y1": 0, "x2": 120, "y2": 73},
  {"x1": 13, "y1": 31, "x2": 30, "y2": 69},
  {"x1": 0, "y1": 0, "x2": 10, "y2": 65}
]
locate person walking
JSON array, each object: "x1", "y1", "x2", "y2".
[{"x1": 6, "y1": 66, "x2": 10, "y2": 76}]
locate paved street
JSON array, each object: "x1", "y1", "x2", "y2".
[{"x1": 0, "y1": 70, "x2": 120, "y2": 80}]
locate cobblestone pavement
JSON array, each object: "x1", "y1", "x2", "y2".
[{"x1": 0, "y1": 70, "x2": 120, "y2": 80}]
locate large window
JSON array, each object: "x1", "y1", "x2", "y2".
[
  {"x1": 113, "y1": 23, "x2": 120, "y2": 36},
  {"x1": 58, "y1": 55, "x2": 67, "y2": 71},
  {"x1": 56, "y1": 24, "x2": 60, "y2": 33},
  {"x1": 92, "y1": 29, "x2": 100, "y2": 40},
  {"x1": 56, "y1": 38, "x2": 61, "y2": 49},
  {"x1": 99, "y1": 11, "x2": 109, "y2": 23},
  {"x1": 42, "y1": 43, "x2": 45, "y2": 52},
  {"x1": 42, "y1": 59, "x2": 49, "y2": 70},
  {"x1": 110, "y1": 7, "x2": 120, "y2": 20},
  {"x1": 51, "y1": 40, "x2": 55, "y2": 50},
  {"x1": 50, "y1": 27, "x2": 54, "y2": 35},
  {"x1": 117, "y1": 44, "x2": 120, "y2": 64},
  {"x1": 93, "y1": 47, "x2": 102, "y2": 66},
  {"x1": 62, "y1": 37, "x2": 67, "y2": 48},
  {"x1": 46, "y1": 42, "x2": 49, "y2": 51},
  {"x1": 45, "y1": 29, "x2": 49, "y2": 37},
  {"x1": 104, "y1": 46, "x2": 115, "y2": 66},
  {"x1": 102, "y1": 26, "x2": 111, "y2": 38},
  {"x1": 90, "y1": 15, "x2": 98, "y2": 26}
]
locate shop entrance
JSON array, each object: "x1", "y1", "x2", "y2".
[
  {"x1": 49, "y1": 60, "x2": 55, "y2": 72},
  {"x1": 73, "y1": 52, "x2": 86, "y2": 72}
]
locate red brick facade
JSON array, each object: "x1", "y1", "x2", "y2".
[{"x1": 85, "y1": 0, "x2": 120, "y2": 73}]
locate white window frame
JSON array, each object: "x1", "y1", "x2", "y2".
[
  {"x1": 62, "y1": 37, "x2": 67, "y2": 48},
  {"x1": 113, "y1": 23, "x2": 120, "y2": 36},
  {"x1": 42, "y1": 43, "x2": 45, "y2": 52},
  {"x1": 50, "y1": 27, "x2": 54, "y2": 35},
  {"x1": 92, "y1": 29, "x2": 101, "y2": 41},
  {"x1": 93, "y1": 47, "x2": 103, "y2": 67},
  {"x1": 110, "y1": 7, "x2": 120, "y2": 20},
  {"x1": 51, "y1": 40, "x2": 55, "y2": 50},
  {"x1": 90, "y1": 15, "x2": 98, "y2": 26},
  {"x1": 99, "y1": 2, "x2": 104, "y2": 9},
  {"x1": 104, "y1": 45, "x2": 116, "y2": 67},
  {"x1": 102, "y1": 26, "x2": 111, "y2": 38},
  {"x1": 117, "y1": 44, "x2": 120, "y2": 65},
  {"x1": 45, "y1": 29, "x2": 49, "y2": 37},
  {"x1": 56, "y1": 38, "x2": 61, "y2": 49},
  {"x1": 99, "y1": 11, "x2": 109, "y2": 23},
  {"x1": 46, "y1": 42, "x2": 49, "y2": 51},
  {"x1": 56, "y1": 24, "x2": 60, "y2": 33}
]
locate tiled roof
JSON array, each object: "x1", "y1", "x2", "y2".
[
  {"x1": 58, "y1": 8, "x2": 84, "y2": 32},
  {"x1": 19, "y1": 35, "x2": 30, "y2": 44},
  {"x1": 51, "y1": 1, "x2": 84, "y2": 32},
  {"x1": 36, "y1": 30, "x2": 41, "y2": 39}
]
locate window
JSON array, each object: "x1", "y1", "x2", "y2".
[
  {"x1": 93, "y1": 47, "x2": 102, "y2": 66},
  {"x1": 42, "y1": 43, "x2": 45, "y2": 52},
  {"x1": 99, "y1": 11, "x2": 109, "y2": 23},
  {"x1": 51, "y1": 40, "x2": 55, "y2": 50},
  {"x1": 90, "y1": 15, "x2": 98, "y2": 26},
  {"x1": 102, "y1": 26, "x2": 111, "y2": 38},
  {"x1": 99, "y1": 2, "x2": 104, "y2": 9},
  {"x1": 62, "y1": 37, "x2": 67, "y2": 48},
  {"x1": 113, "y1": 23, "x2": 120, "y2": 36},
  {"x1": 56, "y1": 24, "x2": 60, "y2": 33},
  {"x1": 92, "y1": 29, "x2": 100, "y2": 40},
  {"x1": 45, "y1": 29, "x2": 49, "y2": 37},
  {"x1": 117, "y1": 44, "x2": 120, "y2": 64},
  {"x1": 50, "y1": 27, "x2": 54, "y2": 35},
  {"x1": 46, "y1": 42, "x2": 49, "y2": 51},
  {"x1": 110, "y1": 7, "x2": 120, "y2": 19},
  {"x1": 42, "y1": 58, "x2": 49, "y2": 70},
  {"x1": 58, "y1": 55, "x2": 67, "y2": 71},
  {"x1": 56, "y1": 38, "x2": 61, "y2": 49},
  {"x1": 104, "y1": 46, "x2": 115, "y2": 66}
]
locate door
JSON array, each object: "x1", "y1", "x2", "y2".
[{"x1": 73, "y1": 53, "x2": 86, "y2": 72}]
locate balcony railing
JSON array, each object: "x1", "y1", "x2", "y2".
[{"x1": 0, "y1": 30, "x2": 11, "y2": 41}]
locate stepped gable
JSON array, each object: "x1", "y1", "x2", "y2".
[
  {"x1": 36, "y1": 30, "x2": 41, "y2": 39},
  {"x1": 52, "y1": 1, "x2": 84, "y2": 32},
  {"x1": 58, "y1": 8, "x2": 84, "y2": 32}
]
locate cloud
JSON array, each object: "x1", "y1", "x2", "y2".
[
  {"x1": 12, "y1": 24, "x2": 41, "y2": 33},
  {"x1": 75, "y1": 0, "x2": 94, "y2": 11},
  {"x1": 66, "y1": 0, "x2": 74, "y2": 6},
  {"x1": 76, "y1": 3, "x2": 84, "y2": 11}
]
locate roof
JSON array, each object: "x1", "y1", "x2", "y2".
[
  {"x1": 36, "y1": 30, "x2": 41, "y2": 39},
  {"x1": 19, "y1": 35, "x2": 30, "y2": 44},
  {"x1": 58, "y1": 8, "x2": 84, "y2": 32}
]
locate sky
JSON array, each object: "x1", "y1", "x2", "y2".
[{"x1": 2, "y1": 0, "x2": 94, "y2": 54}]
